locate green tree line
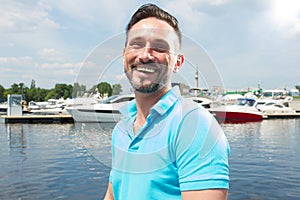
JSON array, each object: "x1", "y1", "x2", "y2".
[{"x1": 0, "y1": 80, "x2": 122, "y2": 103}]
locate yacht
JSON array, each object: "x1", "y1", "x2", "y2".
[
  {"x1": 67, "y1": 94, "x2": 135, "y2": 123},
  {"x1": 209, "y1": 98, "x2": 265, "y2": 123}
]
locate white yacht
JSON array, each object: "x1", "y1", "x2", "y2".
[{"x1": 66, "y1": 94, "x2": 135, "y2": 123}]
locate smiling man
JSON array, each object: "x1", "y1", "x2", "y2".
[
  {"x1": 124, "y1": 16, "x2": 182, "y2": 95},
  {"x1": 104, "y1": 4, "x2": 230, "y2": 200}
]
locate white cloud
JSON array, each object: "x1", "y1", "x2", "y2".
[
  {"x1": 0, "y1": 0, "x2": 61, "y2": 32},
  {"x1": 0, "y1": 0, "x2": 299, "y2": 90},
  {"x1": 44, "y1": 0, "x2": 135, "y2": 32},
  {"x1": 269, "y1": 0, "x2": 300, "y2": 36},
  {"x1": 167, "y1": 1, "x2": 208, "y2": 39},
  {"x1": 40, "y1": 62, "x2": 80, "y2": 71},
  {"x1": 209, "y1": 0, "x2": 231, "y2": 6},
  {"x1": 0, "y1": 56, "x2": 37, "y2": 87},
  {"x1": 0, "y1": 55, "x2": 83, "y2": 88},
  {"x1": 38, "y1": 48, "x2": 66, "y2": 62},
  {"x1": 0, "y1": 56, "x2": 35, "y2": 67}
]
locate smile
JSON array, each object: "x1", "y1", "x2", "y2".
[{"x1": 136, "y1": 67, "x2": 156, "y2": 73}]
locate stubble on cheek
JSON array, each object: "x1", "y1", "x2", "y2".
[
  {"x1": 124, "y1": 52, "x2": 174, "y2": 93},
  {"x1": 124, "y1": 65, "x2": 164, "y2": 93}
]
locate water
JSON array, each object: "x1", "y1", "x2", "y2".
[
  {"x1": 0, "y1": 123, "x2": 114, "y2": 200},
  {"x1": 0, "y1": 119, "x2": 299, "y2": 199},
  {"x1": 225, "y1": 119, "x2": 300, "y2": 199}
]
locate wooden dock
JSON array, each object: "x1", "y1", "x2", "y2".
[
  {"x1": 0, "y1": 114, "x2": 74, "y2": 124},
  {"x1": 264, "y1": 112, "x2": 300, "y2": 119}
]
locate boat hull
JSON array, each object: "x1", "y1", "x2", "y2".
[
  {"x1": 67, "y1": 108, "x2": 121, "y2": 123},
  {"x1": 212, "y1": 111, "x2": 263, "y2": 123}
]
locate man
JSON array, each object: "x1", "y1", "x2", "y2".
[{"x1": 105, "y1": 3, "x2": 229, "y2": 200}]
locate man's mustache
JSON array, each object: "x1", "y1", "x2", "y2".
[{"x1": 130, "y1": 60, "x2": 162, "y2": 69}]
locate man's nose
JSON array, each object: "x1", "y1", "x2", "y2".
[{"x1": 139, "y1": 45, "x2": 154, "y2": 62}]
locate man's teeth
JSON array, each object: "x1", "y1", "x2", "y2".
[{"x1": 136, "y1": 67, "x2": 155, "y2": 73}]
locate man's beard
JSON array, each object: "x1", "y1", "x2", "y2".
[
  {"x1": 125, "y1": 61, "x2": 168, "y2": 94},
  {"x1": 134, "y1": 82, "x2": 161, "y2": 94}
]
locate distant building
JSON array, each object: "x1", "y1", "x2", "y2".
[{"x1": 289, "y1": 89, "x2": 299, "y2": 96}]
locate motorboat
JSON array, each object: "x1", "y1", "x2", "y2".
[
  {"x1": 256, "y1": 101, "x2": 299, "y2": 118},
  {"x1": 67, "y1": 94, "x2": 135, "y2": 123},
  {"x1": 27, "y1": 99, "x2": 70, "y2": 115},
  {"x1": 28, "y1": 107, "x2": 69, "y2": 115},
  {"x1": 185, "y1": 88, "x2": 213, "y2": 109},
  {"x1": 209, "y1": 98, "x2": 265, "y2": 123},
  {"x1": 259, "y1": 89, "x2": 293, "y2": 101},
  {"x1": 185, "y1": 96, "x2": 212, "y2": 109}
]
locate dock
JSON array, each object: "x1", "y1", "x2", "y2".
[
  {"x1": 0, "y1": 114, "x2": 74, "y2": 124},
  {"x1": 264, "y1": 112, "x2": 300, "y2": 119}
]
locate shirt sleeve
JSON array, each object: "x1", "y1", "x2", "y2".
[{"x1": 174, "y1": 107, "x2": 230, "y2": 191}]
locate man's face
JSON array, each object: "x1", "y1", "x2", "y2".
[{"x1": 123, "y1": 17, "x2": 181, "y2": 94}]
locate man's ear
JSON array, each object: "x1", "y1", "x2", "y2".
[
  {"x1": 173, "y1": 54, "x2": 184, "y2": 73},
  {"x1": 122, "y1": 48, "x2": 126, "y2": 66},
  {"x1": 122, "y1": 48, "x2": 126, "y2": 57}
]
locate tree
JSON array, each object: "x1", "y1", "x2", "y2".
[
  {"x1": 97, "y1": 82, "x2": 112, "y2": 97},
  {"x1": 0, "y1": 84, "x2": 5, "y2": 102},
  {"x1": 24, "y1": 87, "x2": 49, "y2": 102},
  {"x1": 2, "y1": 82, "x2": 29, "y2": 102},
  {"x1": 34, "y1": 88, "x2": 49, "y2": 101},
  {"x1": 30, "y1": 79, "x2": 36, "y2": 89},
  {"x1": 45, "y1": 83, "x2": 73, "y2": 100},
  {"x1": 4, "y1": 83, "x2": 25, "y2": 96},
  {"x1": 72, "y1": 82, "x2": 86, "y2": 97},
  {"x1": 296, "y1": 85, "x2": 300, "y2": 91},
  {"x1": 112, "y1": 84, "x2": 122, "y2": 95},
  {"x1": 10, "y1": 83, "x2": 21, "y2": 93}
]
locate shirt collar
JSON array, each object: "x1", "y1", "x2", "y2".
[
  {"x1": 151, "y1": 89, "x2": 179, "y2": 116},
  {"x1": 119, "y1": 87, "x2": 181, "y2": 119}
]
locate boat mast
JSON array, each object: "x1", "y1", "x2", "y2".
[{"x1": 195, "y1": 66, "x2": 199, "y2": 96}]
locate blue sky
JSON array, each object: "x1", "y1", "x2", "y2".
[{"x1": 1, "y1": 0, "x2": 299, "y2": 92}]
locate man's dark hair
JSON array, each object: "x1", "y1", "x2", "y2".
[{"x1": 125, "y1": 3, "x2": 182, "y2": 47}]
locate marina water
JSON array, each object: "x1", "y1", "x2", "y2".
[{"x1": 0, "y1": 119, "x2": 299, "y2": 199}]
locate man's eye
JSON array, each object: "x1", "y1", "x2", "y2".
[
  {"x1": 130, "y1": 41, "x2": 144, "y2": 49},
  {"x1": 154, "y1": 46, "x2": 165, "y2": 52},
  {"x1": 152, "y1": 42, "x2": 169, "y2": 53}
]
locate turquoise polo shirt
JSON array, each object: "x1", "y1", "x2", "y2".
[{"x1": 109, "y1": 89, "x2": 230, "y2": 200}]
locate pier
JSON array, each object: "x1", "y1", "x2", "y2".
[
  {"x1": 265, "y1": 113, "x2": 300, "y2": 119},
  {"x1": 0, "y1": 114, "x2": 74, "y2": 124}
]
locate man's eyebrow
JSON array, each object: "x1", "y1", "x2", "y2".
[
  {"x1": 152, "y1": 39, "x2": 170, "y2": 48},
  {"x1": 130, "y1": 36, "x2": 142, "y2": 40},
  {"x1": 153, "y1": 39, "x2": 168, "y2": 43},
  {"x1": 128, "y1": 37, "x2": 144, "y2": 42}
]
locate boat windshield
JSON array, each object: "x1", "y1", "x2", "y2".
[
  {"x1": 100, "y1": 95, "x2": 119, "y2": 104},
  {"x1": 265, "y1": 102, "x2": 275, "y2": 106},
  {"x1": 236, "y1": 98, "x2": 255, "y2": 106}
]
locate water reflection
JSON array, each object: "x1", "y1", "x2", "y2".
[
  {"x1": 74, "y1": 122, "x2": 115, "y2": 168},
  {"x1": 260, "y1": 119, "x2": 299, "y2": 138},
  {"x1": 6, "y1": 124, "x2": 27, "y2": 150},
  {"x1": 223, "y1": 119, "x2": 300, "y2": 199},
  {"x1": 1, "y1": 120, "x2": 299, "y2": 199},
  {"x1": 0, "y1": 123, "x2": 112, "y2": 199},
  {"x1": 222, "y1": 122, "x2": 262, "y2": 153}
]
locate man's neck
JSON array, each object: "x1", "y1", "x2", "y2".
[{"x1": 133, "y1": 87, "x2": 170, "y2": 133}]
